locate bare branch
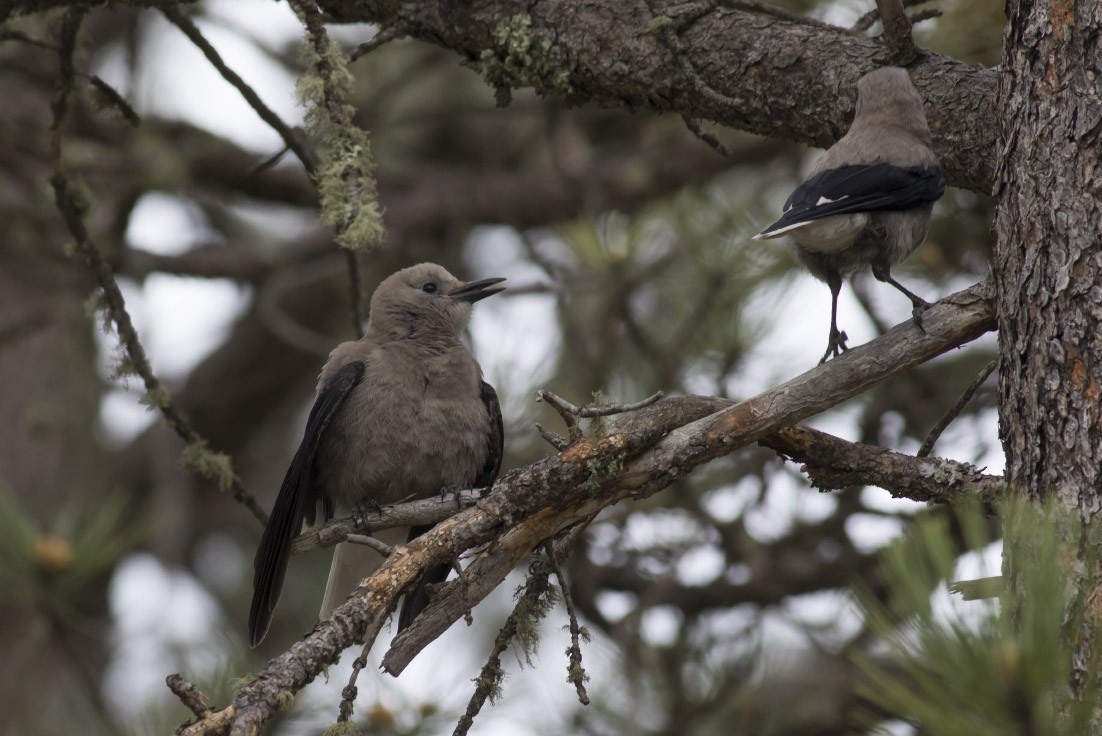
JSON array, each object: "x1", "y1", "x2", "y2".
[
  {"x1": 47, "y1": 7, "x2": 267, "y2": 527},
  {"x1": 545, "y1": 542, "x2": 590, "y2": 705},
  {"x1": 166, "y1": 674, "x2": 213, "y2": 719},
  {"x1": 874, "y1": 0, "x2": 918, "y2": 62},
  {"x1": 918, "y1": 358, "x2": 998, "y2": 458},
  {"x1": 162, "y1": 7, "x2": 317, "y2": 172},
  {"x1": 346, "y1": 533, "x2": 394, "y2": 557}
]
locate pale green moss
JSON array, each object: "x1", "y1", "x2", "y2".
[
  {"x1": 295, "y1": 33, "x2": 385, "y2": 253},
  {"x1": 475, "y1": 14, "x2": 575, "y2": 98},
  {"x1": 179, "y1": 439, "x2": 234, "y2": 492}
]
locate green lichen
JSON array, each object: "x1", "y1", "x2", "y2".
[
  {"x1": 585, "y1": 453, "x2": 625, "y2": 495},
  {"x1": 474, "y1": 14, "x2": 575, "y2": 99},
  {"x1": 139, "y1": 386, "x2": 172, "y2": 412},
  {"x1": 179, "y1": 439, "x2": 235, "y2": 492},
  {"x1": 322, "y1": 722, "x2": 362, "y2": 736},
  {"x1": 295, "y1": 34, "x2": 384, "y2": 253}
]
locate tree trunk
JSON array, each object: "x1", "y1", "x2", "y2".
[{"x1": 994, "y1": 0, "x2": 1102, "y2": 700}]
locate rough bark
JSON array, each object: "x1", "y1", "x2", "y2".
[
  {"x1": 994, "y1": 0, "x2": 1102, "y2": 703},
  {"x1": 320, "y1": 0, "x2": 998, "y2": 193}
]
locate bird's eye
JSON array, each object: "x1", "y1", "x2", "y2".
[{"x1": 421, "y1": 282, "x2": 437, "y2": 294}]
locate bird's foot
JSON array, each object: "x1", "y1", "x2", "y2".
[
  {"x1": 911, "y1": 299, "x2": 932, "y2": 333},
  {"x1": 352, "y1": 500, "x2": 384, "y2": 530},
  {"x1": 439, "y1": 484, "x2": 470, "y2": 511},
  {"x1": 818, "y1": 330, "x2": 850, "y2": 364}
]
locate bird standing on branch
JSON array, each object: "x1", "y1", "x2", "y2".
[
  {"x1": 754, "y1": 67, "x2": 945, "y2": 363},
  {"x1": 248, "y1": 263, "x2": 505, "y2": 647}
]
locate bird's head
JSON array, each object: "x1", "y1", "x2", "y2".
[
  {"x1": 368, "y1": 262, "x2": 506, "y2": 339},
  {"x1": 854, "y1": 67, "x2": 925, "y2": 122}
]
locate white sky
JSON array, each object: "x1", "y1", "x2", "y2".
[{"x1": 86, "y1": 1, "x2": 1002, "y2": 733}]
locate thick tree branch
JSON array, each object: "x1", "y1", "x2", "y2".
[
  {"x1": 319, "y1": 0, "x2": 998, "y2": 193},
  {"x1": 177, "y1": 280, "x2": 997, "y2": 734}
]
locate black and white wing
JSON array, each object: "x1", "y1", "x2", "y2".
[{"x1": 754, "y1": 163, "x2": 944, "y2": 239}]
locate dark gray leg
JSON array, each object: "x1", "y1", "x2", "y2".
[
  {"x1": 820, "y1": 272, "x2": 849, "y2": 364},
  {"x1": 872, "y1": 265, "x2": 930, "y2": 329}
]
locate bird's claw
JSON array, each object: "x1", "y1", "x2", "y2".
[
  {"x1": 439, "y1": 485, "x2": 468, "y2": 511},
  {"x1": 911, "y1": 301, "x2": 931, "y2": 333},
  {"x1": 819, "y1": 330, "x2": 850, "y2": 364},
  {"x1": 352, "y1": 500, "x2": 383, "y2": 530}
]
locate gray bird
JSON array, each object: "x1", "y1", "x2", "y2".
[
  {"x1": 249, "y1": 263, "x2": 505, "y2": 647},
  {"x1": 754, "y1": 67, "x2": 945, "y2": 363}
]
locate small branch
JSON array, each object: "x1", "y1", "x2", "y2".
[
  {"x1": 545, "y1": 542, "x2": 590, "y2": 705},
  {"x1": 291, "y1": 489, "x2": 485, "y2": 554},
  {"x1": 162, "y1": 7, "x2": 317, "y2": 173},
  {"x1": 346, "y1": 533, "x2": 393, "y2": 557},
  {"x1": 716, "y1": 0, "x2": 842, "y2": 31},
  {"x1": 348, "y1": 24, "x2": 402, "y2": 62},
  {"x1": 47, "y1": 8, "x2": 266, "y2": 526},
  {"x1": 918, "y1": 358, "x2": 998, "y2": 458},
  {"x1": 535, "y1": 423, "x2": 570, "y2": 451},
  {"x1": 644, "y1": 0, "x2": 743, "y2": 117},
  {"x1": 166, "y1": 674, "x2": 212, "y2": 719},
  {"x1": 681, "y1": 115, "x2": 731, "y2": 156},
  {"x1": 451, "y1": 556, "x2": 557, "y2": 736},
  {"x1": 538, "y1": 390, "x2": 664, "y2": 419},
  {"x1": 949, "y1": 575, "x2": 1002, "y2": 600},
  {"x1": 873, "y1": 0, "x2": 919, "y2": 61},
  {"x1": 852, "y1": 0, "x2": 934, "y2": 32},
  {"x1": 337, "y1": 597, "x2": 397, "y2": 724},
  {"x1": 761, "y1": 425, "x2": 1004, "y2": 513}
]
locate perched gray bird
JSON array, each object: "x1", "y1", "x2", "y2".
[
  {"x1": 754, "y1": 67, "x2": 945, "y2": 363},
  {"x1": 249, "y1": 263, "x2": 505, "y2": 647}
]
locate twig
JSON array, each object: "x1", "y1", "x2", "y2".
[
  {"x1": 681, "y1": 114, "x2": 730, "y2": 156},
  {"x1": 715, "y1": 0, "x2": 841, "y2": 31},
  {"x1": 644, "y1": 0, "x2": 744, "y2": 116},
  {"x1": 292, "y1": 489, "x2": 486, "y2": 554},
  {"x1": 917, "y1": 358, "x2": 998, "y2": 458},
  {"x1": 337, "y1": 598, "x2": 397, "y2": 724},
  {"x1": 544, "y1": 542, "x2": 590, "y2": 705},
  {"x1": 162, "y1": 7, "x2": 317, "y2": 173},
  {"x1": 538, "y1": 389, "x2": 664, "y2": 419},
  {"x1": 166, "y1": 674, "x2": 212, "y2": 718},
  {"x1": 349, "y1": 25, "x2": 402, "y2": 62},
  {"x1": 853, "y1": 0, "x2": 933, "y2": 34},
  {"x1": 3, "y1": 28, "x2": 140, "y2": 124},
  {"x1": 347, "y1": 533, "x2": 393, "y2": 557},
  {"x1": 452, "y1": 555, "x2": 557, "y2": 736},
  {"x1": 47, "y1": 10, "x2": 267, "y2": 528},
  {"x1": 535, "y1": 423, "x2": 570, "y2": 451},
  {"x1": 874, "y1": 0, "x2": 918, "y2": 62}
]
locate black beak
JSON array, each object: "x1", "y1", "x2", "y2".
[{"x1": 448, "y1": 277, "x2": 506, "y2": 303}]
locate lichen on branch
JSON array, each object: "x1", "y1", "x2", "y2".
[{"x1": 292, "y1": 0, "x2": 385, "y2": 253}]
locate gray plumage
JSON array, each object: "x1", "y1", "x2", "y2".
[
  {"x1": 754, "y1": 67, "x2": 945, "y2": 362},
  {"x1": 249, "y1": 263, "x2": 505, "y2": 647}
]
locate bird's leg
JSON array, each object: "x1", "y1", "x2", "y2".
[
  {"x1": 820, "y1": 274, "x2": 850, "y2": 364},
  {"x1": 873, "y1": 265, "x2": 930, "y2": 330}
]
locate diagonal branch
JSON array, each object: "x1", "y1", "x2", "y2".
[
  {"x1": 175, "y1": 280, "x2": 997, "y2": 734},
  {"x1": 47, "y1": 8, "x2": 268, "y2": 527}
]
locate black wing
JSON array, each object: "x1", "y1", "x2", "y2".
[
  {"x1": 758, "y1": 164, "x2": 944, "y2": 236},
  {"x1": 248, "y1": 361, "x2": 365, "y2": 647},
  {"x1": 397, "y1": 379, "x2": 505, "y2": 632}
]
